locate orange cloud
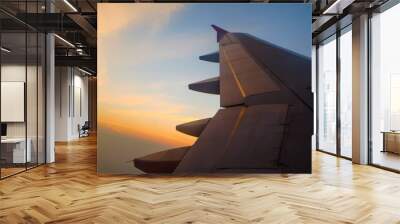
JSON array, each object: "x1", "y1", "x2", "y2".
[
  {"x1": 99, "y1": 107, "x2": 197, "y2": 147},
  {"x1": 99, "y1": 93, "x2": 191, "y2": 114},
  {"x1": 98, "y1": 3, "x2": 184, "y2": 37},
  {"x1": 97, "y1": 4, "x2": 217, "y2": 151},
  {"x1": 97, "y1": 80, "x2": 216, "y2": 148}
]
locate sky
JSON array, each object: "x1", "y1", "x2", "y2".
[{"x1": 98, "y1": 3, "x2": 311, "y2": 148}]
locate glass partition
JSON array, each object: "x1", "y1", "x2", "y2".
[
  {"x1": 312, "y1": 46, "x2": 317, "y2": 150},
  {"x1": 339, "y1": 26, "x2": 352, "y2": 158},
  {"x1": 0, "y1": 2, "x2": 46, "y2": 179},
  {"x1": 317, "y1": 35, "x2": 337, "y2": 154},
  {"x1": 370, "y1": 3, "x2": 400, "y2": 171},
  {"x1": 0, "y1": 30, "x2": 28, "y2": 177}
]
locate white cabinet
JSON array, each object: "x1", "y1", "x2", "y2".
[{"x1": 1, "y1": 138, "x2": 32, "y2": 163}]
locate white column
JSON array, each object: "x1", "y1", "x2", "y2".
[
  {"x1": 352, "y1": 14, "x2": 369, "y2": 164},
  {"x1": 55, "y1": 67, "x2": 73, "y2": 141},
  {"x1": 46, "y1": 32, "x2": 55, "y2": 163},
  {"x1": 45, "y1": 1, "x2": 56, "y2": 163}
]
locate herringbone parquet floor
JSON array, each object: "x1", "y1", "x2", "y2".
[{"x1": 1, "y1": 135, "x2": 400, "y2": 224}]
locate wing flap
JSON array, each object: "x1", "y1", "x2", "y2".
[
  {"x1": 188, "y1": 76, "x2": 219, "y2": 94},
  {"x1": 199, "y1": 52, "x2": 219, "y2": 63},
  {"x1": 176, "y1": 118, "x2": 211, "y2": 137}
]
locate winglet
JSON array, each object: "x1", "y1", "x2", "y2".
[{"x1": 211, "y1": 25, "x2": 228, "y2": 42}]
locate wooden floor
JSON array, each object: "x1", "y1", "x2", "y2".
[
  {"x1": 1, "y1": 135, "x2": 400, "y2": 223},
  {"x1": 372, "y1": 150, "x2": 400, "y2": 171},
  {"x1": 1, "y1": 167, "x2": 26, "y2": 178}
]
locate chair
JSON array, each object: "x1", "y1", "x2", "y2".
[{"x1": 79, "y1": 121, "x2": 90, "y2": 138}]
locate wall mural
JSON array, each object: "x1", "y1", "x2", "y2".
[{"x1": 98, "y1": 3, "x2": 312, "y2": 174}]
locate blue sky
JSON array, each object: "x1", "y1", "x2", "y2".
[
  {"x1": 98, "y1": 3, "x2": 311, "y2": 146},
  {"x1": 169, "y1": 4, "x2": 311, "y2": 57}
]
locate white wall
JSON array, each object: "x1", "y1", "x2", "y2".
[
  {"x1": 72, "y1": 73, "x2": 89, "y2": 138},
  {"x1": 1, "y1": 65, "x2": 37, "y2": 138},
  {"x1": 55, "y1": 67, "x2": 70, "y2": 141},
  {"x1": 55, "y1": 67, "x2": 89, "y2": 141}
]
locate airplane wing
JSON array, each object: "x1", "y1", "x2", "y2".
[
  {"x1": 215, "y1": 25, "x2": 312, "y2": 109},
  {"x1": 134, "y1": 25, "x2": 312, "y2": 174}
]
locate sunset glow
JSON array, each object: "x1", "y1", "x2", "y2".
[
  {"x1": 99, "y1": 106, "x2": 198, "y2": 147},
  {"x1": 98, "y1": 3, "x2": 310, "y2": 154}
]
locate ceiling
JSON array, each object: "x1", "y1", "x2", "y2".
[
  {"x1": 311, "y1": 0, "x2": 390, "y2": 43},
  {"x1": 0, "y1": 0, "x2": 97, "y2": 74}
]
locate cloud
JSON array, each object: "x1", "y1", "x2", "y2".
[
  {"x1": 98, "y1": 29, "x2": 215, "y2": 75},
  {"x1": 97, "y1": 3, "x2": 215, "y2": 98},
  {"x1": 99, "y1": 103, "x2": 198, "y2": 147},
  {"x1": 98, "y1": 90, "x2": 203, "y2": 146},
  {"x1": 98, "y1": 3, "x2": 184, "y2": 37},
  {"x1": 117, "y1": 33, "x2": 213, "y2": 66},
  {"x1": 97, "y1": 4, "x2": 218, "y2": 147},
  {"x1": 99, "y1": 93, "x2": 189, "y2": 115}
]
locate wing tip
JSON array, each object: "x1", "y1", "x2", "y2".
[
  {"x1": 211, "y1": 24, "x2": 228, "y2": 42},
  {"x1": 211, "y1": 24, "x2": 228, "y2": 33}
]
